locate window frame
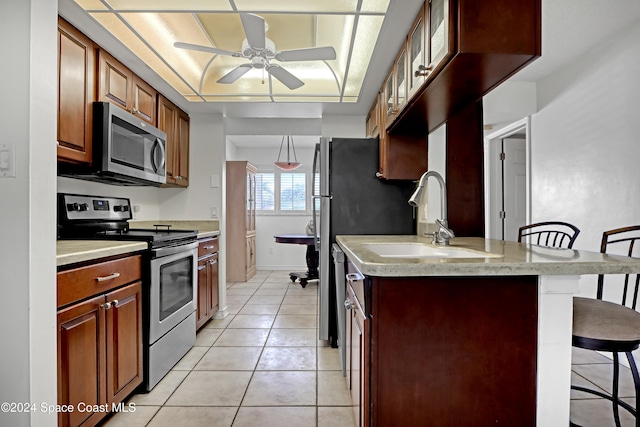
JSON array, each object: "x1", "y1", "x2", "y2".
[{"x1": 254, "y1": 164, "x2": 314, "y2": 216}]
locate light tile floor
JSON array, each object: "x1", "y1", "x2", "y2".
[
  {"x1": 101, "y1": 270, "x2": 638, "y2": 426},
  {"x1": 103, "y1": 270, "x2": 356, "y2": 427},
  {"x1": 570, "y1": 347, "x2": 637, "y2": 426}
]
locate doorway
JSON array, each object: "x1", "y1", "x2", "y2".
[{"x1": 484, "y1": 117, "x2": 532, "y2": 241}]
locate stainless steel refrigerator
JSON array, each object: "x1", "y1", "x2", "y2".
[{"x1": 312, "y1": 137, "x2": 417, "y2": 372}]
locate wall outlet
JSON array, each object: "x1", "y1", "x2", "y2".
[
  {"x1": 210, "y1": 206, "x2": 218, "y2": 218},
  {"x1": 0, "y1": 143, "x2": 16, "y2": 177},
  {"x1": 210, "y1": 174, "x2": 220, "y2": 188}
]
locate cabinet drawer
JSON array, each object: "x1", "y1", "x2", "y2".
[
  {"x1": 198, "y1": 237, "x2": 219, "y2": 257},
  {"x1": 57, "y1": 255, "x2": 142, "y2": 308}
]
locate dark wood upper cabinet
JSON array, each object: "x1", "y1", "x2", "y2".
[
  {"x1": 386, "y1": 0, "x2": 540, "y2": 135},
  {"x1": 57, "y1": 17, "x2": 96, "y2": 165},
  {"x1": 158, "y1": 94, "x2": 190, "y2": 187},
  {"x1": 98, "y1": 49, "x2": 157, "y2": 126}
]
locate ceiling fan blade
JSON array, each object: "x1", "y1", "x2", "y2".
[
  {"x1": 275, "y1": 46, "x2": 337, "y2": 62},
  {"x1": 267, "y1": 65, "x2": 304, "y2": 90},
  {"x1": 217, "y1": 64, "x2": 253, "y2": 84},
  {"x1": 174, "y1": 42, "x2": 239, "y2": 57},
  {"x1": 240, "y1": 13, "x2": 266, "y2": 50}
]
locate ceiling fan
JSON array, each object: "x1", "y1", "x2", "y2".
[{"x1": 174, "y1": 13, "x2": 337, "y2": 90}]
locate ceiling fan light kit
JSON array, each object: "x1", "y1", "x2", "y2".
[
  {"x1": 175, "y1": 12, "x2": 337, "y2": 90},
  {"x1": 275, "y1": 136, "x2": 302, "y2": 171}
]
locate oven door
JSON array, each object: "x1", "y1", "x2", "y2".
[{"x1": 149, "y1": 241, "x2": 198, "y2": 344}]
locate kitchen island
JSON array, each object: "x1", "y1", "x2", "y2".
[{"x1": 336, "y1": 235, "x2": 640, "y2": 427}]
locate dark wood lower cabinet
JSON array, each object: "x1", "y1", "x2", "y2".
[
  {"x1": 196, "y1": 238, "x2": 219, "y2": 330},
  {"x1": 346, "y1": 260, "x2": 538, "y2": 427},
  {"x1": 57, "y1": 255, "x2": 143, "y2": 427}
]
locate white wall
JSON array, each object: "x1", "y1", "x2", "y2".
[
  {"x1": 530, "y1": 19, "x2": 640, "y2": 296},
  {"x1": 0, "y1": 1, "x2": 57, "y2": 426}
]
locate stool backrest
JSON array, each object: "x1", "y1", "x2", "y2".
[
  {"x1": 518, "y1": 221, "x2": 580, "y2": 249},
  {"x1": 598, "y1": 225, "x2": 640, "y2": 308}
]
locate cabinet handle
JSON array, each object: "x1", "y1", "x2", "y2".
[
  {"x1": 414, "y1": 65, "x2": 433, "y2": 77},
  {"x1": 130, "y1": 107, "x2": 139, "y2": 115},
  {"x1": 203, "y1": 245, "x2": 215, "y2": 250},
  {"x1": 344, "y1": 299, "x2": 354, "y2": 310},
  {"x1": 198, "y1": 264, "x2": 206, "y2": 271},
  {"x1": 96, "y1": 272, "x2": 120, "y2": 282},
  {"x1": 346, "y1": 273, "x2": 363, "y2": 283},
  {"x1": 101, "y1": 302, "x2": 113, "y2": 310},
  {"x1": 209, "y1": 259, "x2": 217, "y2": 265},
  {"x1": 111, "y1": 299, "x2": 119, "y2": 308}
]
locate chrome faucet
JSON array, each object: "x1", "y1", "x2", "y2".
[{"x1": 408, "y1": 171, "x2": 455, "y2": 245}]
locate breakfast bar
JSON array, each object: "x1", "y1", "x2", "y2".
[{"x1": 336, "y1": 235, "x2": 640, "y2": 427}]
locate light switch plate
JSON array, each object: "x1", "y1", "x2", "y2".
[
  {"x1": 210, "y1": 174, "x2": 220, "y2": 188},
  {"x1": 0, "y1": 143, "x2": 16, "y2": 178}
]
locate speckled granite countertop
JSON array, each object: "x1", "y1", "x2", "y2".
[
  {"x1": 57, "y1": 221, "x2": 220, "y2": 266},
  {"x1": 336, "y1": 235, "x2": 640, "y2": 277}
]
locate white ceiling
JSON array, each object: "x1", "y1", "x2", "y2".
[{"x1": 59, "y1": 0, "x2": 640, "y2": 137}]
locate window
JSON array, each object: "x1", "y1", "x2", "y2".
[{"x1": 255, "y1": 168, "x2": 313, "y2": 214}]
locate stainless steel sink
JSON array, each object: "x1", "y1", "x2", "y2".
[{"x1": 363, "y1": 243, "x2": 502, "y2": 259}]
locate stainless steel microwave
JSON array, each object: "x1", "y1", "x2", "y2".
[{"x1": 60, "y1": 102, "x2": 167, "y2": 186}]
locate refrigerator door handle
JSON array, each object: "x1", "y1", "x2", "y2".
[{"x1": 312, "y1": 144, "x2": 320, "y2": 252}]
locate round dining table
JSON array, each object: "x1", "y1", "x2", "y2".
[{"x1": 273, "y1": 234, "x2": 319, "y2": 287}]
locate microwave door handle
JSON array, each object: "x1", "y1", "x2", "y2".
[{"x1": 151, "y1": 138, "x2": 166, "y2": 173}]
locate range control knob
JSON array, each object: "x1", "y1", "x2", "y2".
[
  {"x1": 66, "y1": 203, "x2": 79, "y2": 212},
  {"x1": 114, "y1": 205, "x2": 130, "y2": 212},
  {"x1": 78, "y1": 203, "x2": 89, "y2": 212}
]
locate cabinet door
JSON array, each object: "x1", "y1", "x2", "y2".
[
  {"x1": 383, "y1": 72, "x2": 395, "y2": 128},
  {"x1": 196, "y1": 257, "x2": 209, "y2": 330},
  {"x1": 175, "y1": 109, "x2": 190, "y2": 186},
  {"x1": 158, "y1": 94, "x2": 178, "y2": 185},
  {"x1": 106, "y1": 282, "x2": 143, "y2": 405},
  {"x1": 346, "y1": 288, "x2": 364, "y2": 427},
  {"x1": 207, "y1": 253, "x2": 219, "y2": 317},
  {"x1": 407, "y1": 6, "x2": 426, "y2": 98},
  {"x1": 131, "y1": 76, "x2": 156, "y2": 125},
  {"x1": 246, "y1": 170, "x2": 256, "y2": 234},
  {"x1": 57, "y1": 294, "x2": 106, "y2": 427},
  {"x1": 98, "y1": 50, "x2": 130, "y2": 111},
  {"x1": 426, "y1": 0, "x2": 453, "y2": 74},
  {"x1": 395, "y1": 48, "x2": 407, "y2": 115},
  {"x1": 245, "y1": 236, "x2": 256, "y2": 277},
  {"x1": 366, "y1": 95, "x2": 380, "y2": 138},
  {"x1": 57, "y1": 18, "x2": 95, "y2": 164}
]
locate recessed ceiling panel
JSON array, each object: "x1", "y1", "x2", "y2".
[
  {"x1": 101, "y1": 0, "x2": 232, "y2": 11},
  {"x1": 233, "y1": 0, "x2": 359, "y2": 13},
  {"x1": 90, "y1": 12, "x2": 197, "y2": 96},
  {"x1": 73, "y1": 0, "x2": 390, "y2": 104}
]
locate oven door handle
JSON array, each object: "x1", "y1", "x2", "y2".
[{"x1": 152, "y1": 241, "x2": 198, "y2": 258}]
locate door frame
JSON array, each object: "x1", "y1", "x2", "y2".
[{"x1": 483, "y1": 117, "x2": 532, "y2": 239}]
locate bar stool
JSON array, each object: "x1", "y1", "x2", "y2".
[
  {"x1": 517, "y1": 221, "x2": 581, "y2": 248},
  {"x1": 571, "y1": 226, "x2": 640, "y2": 427}
]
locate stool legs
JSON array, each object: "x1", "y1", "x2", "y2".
[
  {"x1": 570, "y1": 351, "x2": 640, "y2": 426},
  {"x1": 626, "y1": 351, "x2": 640, "y2": 427}
]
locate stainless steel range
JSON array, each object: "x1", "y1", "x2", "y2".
[{"x1": 57, "y1": 193, "x2": 198, "y2": 391}]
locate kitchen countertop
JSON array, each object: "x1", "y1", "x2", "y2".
[
  {"x1": 57, "y1": 240, "x2": 148, "y2": 267},
  {"x1": 336, "y1": 235, "x2": 640, "y2": 277},
  {"x1": 57, "y1": 221, "x2": 220, "y2": 266}
]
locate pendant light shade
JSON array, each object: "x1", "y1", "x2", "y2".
[{"x1": 274, "y1": 135, "x2": 302, "y2": 170}]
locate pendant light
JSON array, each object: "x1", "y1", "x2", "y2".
[{"x1": 274, "y1": 135, "x2": 302, "y2": 171}]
